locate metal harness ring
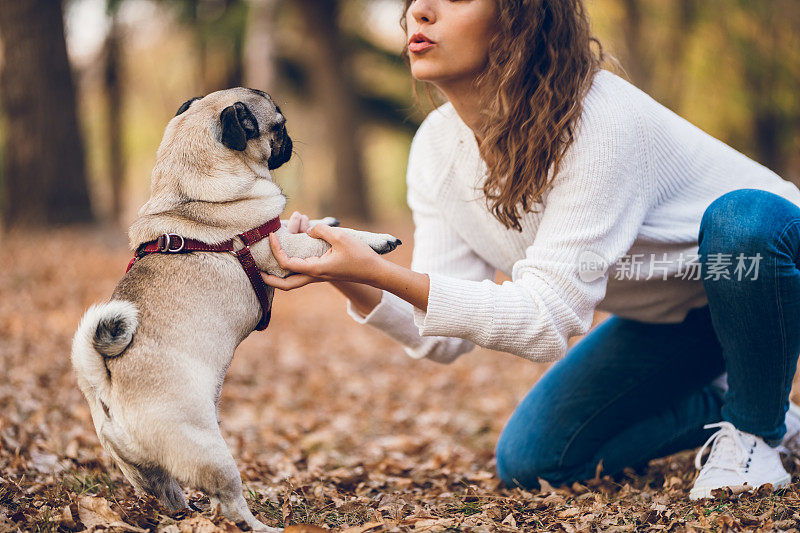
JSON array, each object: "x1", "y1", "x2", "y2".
[{"x1": 159, "y1": 233, "x2": 185, "y2": 252}]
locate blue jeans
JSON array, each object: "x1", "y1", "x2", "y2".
[{"x1": 495, "y1": 188, "x2": 800, "y2": 488}]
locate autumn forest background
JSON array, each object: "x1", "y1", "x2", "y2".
[{"x1": 1, "y1": 0, "x2": 800, "y2": 531}]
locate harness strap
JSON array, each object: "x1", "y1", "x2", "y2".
[
  {"x1": 136, "y1": 235, "x2": 234, "y2": 255},
  {"x1": 234, "y1": 247, "x2": 274, "y2": 331},
  {"x1": 126, "y1": 216, "x2": 282, "y2": 332}
]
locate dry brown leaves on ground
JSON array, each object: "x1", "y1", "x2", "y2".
[{"x1": 3, "y1": 224, "x2": 800, "y2": 532}]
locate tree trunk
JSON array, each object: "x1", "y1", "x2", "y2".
[
  {"x1": 619, "y1": 0, "x2": 654, "y2": 92},
  {"x1": 223, "y1": 0, "x2": 245, "y2": 90},
  {"x1": 296, "y1": 0, "x2": 371, "y2": 220},
  {"x1": 727, "y1": 0, "x2": 795, "y2": 174},
  {"x1": 0, "y1": 0, "x2": 93, "y2": 227},
  {"x1": 244, "y1": 0, "x2": 279, "y2": 92},
  {"x1": 104, "y1": 10, "x2": 125, "y2": 224},
  {"x1": 660, "y1": 0, "x2": 701, "y2": 110}
]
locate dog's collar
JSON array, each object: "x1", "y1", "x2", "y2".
[{"x1": 126, "y1": 216, "x2": 282, "y2": 332}]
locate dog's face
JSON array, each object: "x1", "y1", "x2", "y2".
[
  {"x1": 146, "y1": 88, "x2": 292, "y2": 207},
  {"x1": 173, "y1": 87, "x2": 292, "y2": 170}
]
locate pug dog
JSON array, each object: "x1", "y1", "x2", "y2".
[{"x1": 70, "y1": 88, "x2": 400, "y2": 531}]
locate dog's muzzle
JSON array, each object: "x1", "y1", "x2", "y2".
[{"x1": 267, "y1": 126, "x2": 292, "y2": 170}]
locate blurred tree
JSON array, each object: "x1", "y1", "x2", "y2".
[
  {"x1": 723, "y1": 0, "x2": 800, "y2": 174},
  {"x1": 243, "y1": 0, "x2": 278, "y2": 91},
  {"x1": 609, "y1": 0, "x2": 799, "y2": 177},
  {"x1": 617, "y1": 0, "x2": 701, "y2": 111},
  {"x1": 0, "y1": 0, "x2": 93, "y2": 227},
  {"x1": 618, "y1": 0, "x2": 653, "y2": 91},
  {"x1": 294, "y1": 0, "x2": 371, "y2": 220},
  {"x1": 105, "y1": 0, "x2": 126, "y2": 224},
  {"x1": 156, "y1": 0, "x2": 248, "y2": 93}
]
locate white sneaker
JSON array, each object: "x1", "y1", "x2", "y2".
[
  {"x1": 709, "y1": 373, "x2": 800, "y2": 457},
  {"x1": 779, "y1": 401, "x2": 800, "y2": 456},
  {"x1": 690, "y1": 421, "x2": 791, "y2": 500}
]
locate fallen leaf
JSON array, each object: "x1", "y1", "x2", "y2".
[
  {"x1": 76, "y1": 496, "x2": 147, "y2": 532},
  {"x1": 284, "y1": 526, "x2": 328, "y2": 533},
  {"x1": 339, "y1": 522, "x2": 384, "y2": 533}
]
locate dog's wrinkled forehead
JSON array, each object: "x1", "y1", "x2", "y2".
[
  {"x1": 175, "y1": 88, "x2": 283, "y2": 125},
  {"x1": 169, "y1": 88, "x2": 286, "y2": 153}
]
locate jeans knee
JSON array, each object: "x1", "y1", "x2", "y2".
[
  {"x1": 494, "y1": 435, "x2": 518, "y2": 487},
  {"x1": 699, "y1": 189, "x2": 791, "y2": 254},
  {"x1": 494, "y1": 427, "x2": 564, "y2": 489}
]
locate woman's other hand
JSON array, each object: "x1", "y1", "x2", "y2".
[{"x1": 261, "y1": 224, "x2": 384, "y2": 291}]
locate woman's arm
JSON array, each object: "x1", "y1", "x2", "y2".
[
  {"x1": 262, "y1": 208, "x2": 496, "y2": 365},
  {"x1": 408, "y1": 104, "x2": 658, "y2": 362},
  {"x1": 263, "y1": 107, "x2": 499, "y2": 364},
  {"x1": 262, "y1": 225, "x2": 430, "y2": 312},
  {"x1": 328, "y1": 281, "x2": 382, "y2": 317},
  {"x1": 264, "y1": 101, "x2": 656, "y2": 363},
  {"x1": 262, "y1": 223, "x2": 491, "y2": 365},
  {"x1": 279, "y1": 213, "x2": 385, "y2": 316},
  {"x1": 329, "y1": 273, "x2": 428, "y2": 317}
]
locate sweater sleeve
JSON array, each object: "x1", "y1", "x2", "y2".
[
  {"x1": 345, "y1": 111, "x2": 496, "y2": 364},
  {"x1": 411, "y1": 105, "x2": 657, "y2": 362}
]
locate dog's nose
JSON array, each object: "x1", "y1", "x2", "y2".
[{"x1": 267, "y1": 129, "x2": 292, "y2": 170}]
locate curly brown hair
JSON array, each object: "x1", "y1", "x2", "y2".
[{"x1": 401, "y1": 0, "x2": 606, "y2": 232}]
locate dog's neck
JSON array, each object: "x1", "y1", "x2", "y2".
[{"x1": 128, "y1": 180, "x2": 286, "y2": 249}]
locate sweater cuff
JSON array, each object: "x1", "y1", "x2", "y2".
[
  {"x1": 346, "y1": 289, "x2": 406, "y2": 326},
  {"x1": 413, "y1": 272, "x2": 495, "y2": 341},
  {"x1": 346, "y1": 291, "x2": 446, "y2": 360}
]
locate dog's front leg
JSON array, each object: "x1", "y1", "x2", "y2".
[
  {"x1": 280, "y1": 216, "x2": 340, "y2": 231},
  {"x1": 249, "y1": 228, "x2": 329, "y2": 277},
  {"x1": 248, "y1": 226, "x2": 400, "y2": 278}
]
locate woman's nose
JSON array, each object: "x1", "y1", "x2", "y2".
[{"x1": 408, "y1": 0, "x2": 435, "y2": 24}]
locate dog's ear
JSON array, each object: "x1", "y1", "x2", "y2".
[
  {"x1": 175, "y1": 96, "x2": 202, "y2": 116},
  {"x1": 219, "y1": 102, "x2": 260, "y2": 151}
]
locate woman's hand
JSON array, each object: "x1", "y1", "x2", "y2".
[{"x1": 261, "y1": 223, "x2": 385, "y2": 291}]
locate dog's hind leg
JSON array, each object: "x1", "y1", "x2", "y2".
[
  {"x1": 101, "y1": 423, "x2": 188, "y2": 512},
  {"x1": 160, "y1": 424, "x2": 277, "y2": 532},
  {"x1": 139, "y1": 465, "x2": 187, "y2": 512},
  {"x1": 114, "y1": 461, "x2": 187, "y2": 511}
]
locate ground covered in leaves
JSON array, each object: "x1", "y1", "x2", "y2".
[{"x1": 3, "y1": 223, "x2": 800, "y2": 532}]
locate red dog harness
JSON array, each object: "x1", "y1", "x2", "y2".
[{"x1": 126, "y1": 216, "x2": 282, "y2": 332}]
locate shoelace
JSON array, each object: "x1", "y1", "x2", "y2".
[{"x1": 695, "y1": 421, "x2": 753, "y2": 473}]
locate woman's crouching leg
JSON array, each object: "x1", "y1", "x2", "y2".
[{"x1": 494, "y1": 309, "x2": 727, "y2": 490}]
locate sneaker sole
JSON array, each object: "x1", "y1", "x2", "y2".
[{"x1": 689, "y1": 473, "x2": 792, "y2": 500}]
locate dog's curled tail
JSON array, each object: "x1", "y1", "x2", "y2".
[{"x1": 71, "y1": 300, "x2": 138, "y2": 387}]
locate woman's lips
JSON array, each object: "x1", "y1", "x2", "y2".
[
  {"x1": 408, "y1": 32, "x2": 436, "y2": 53},
  {"x1": 409, "y1": 41, "x2": 435, "y2": 53}
]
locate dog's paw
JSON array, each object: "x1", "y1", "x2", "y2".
[{"x1": 369, "y1": 234, "x2": 402, "y2": 255}]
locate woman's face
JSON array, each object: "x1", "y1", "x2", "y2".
[{"x1": 405, "y1": 0, "x2": 498, "y2": 86}]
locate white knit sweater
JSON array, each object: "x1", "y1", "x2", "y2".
[{"x1": 346, "y1": 68, "x2": 800, "y2": 364}]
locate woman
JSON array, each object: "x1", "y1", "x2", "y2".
[{"x1": 262, "y1": 0, "x2": 800, "y2": 499}]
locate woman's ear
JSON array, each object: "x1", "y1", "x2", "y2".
[{"x1": 219, "y1": 102, "x2": 260, "y2": 151}]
